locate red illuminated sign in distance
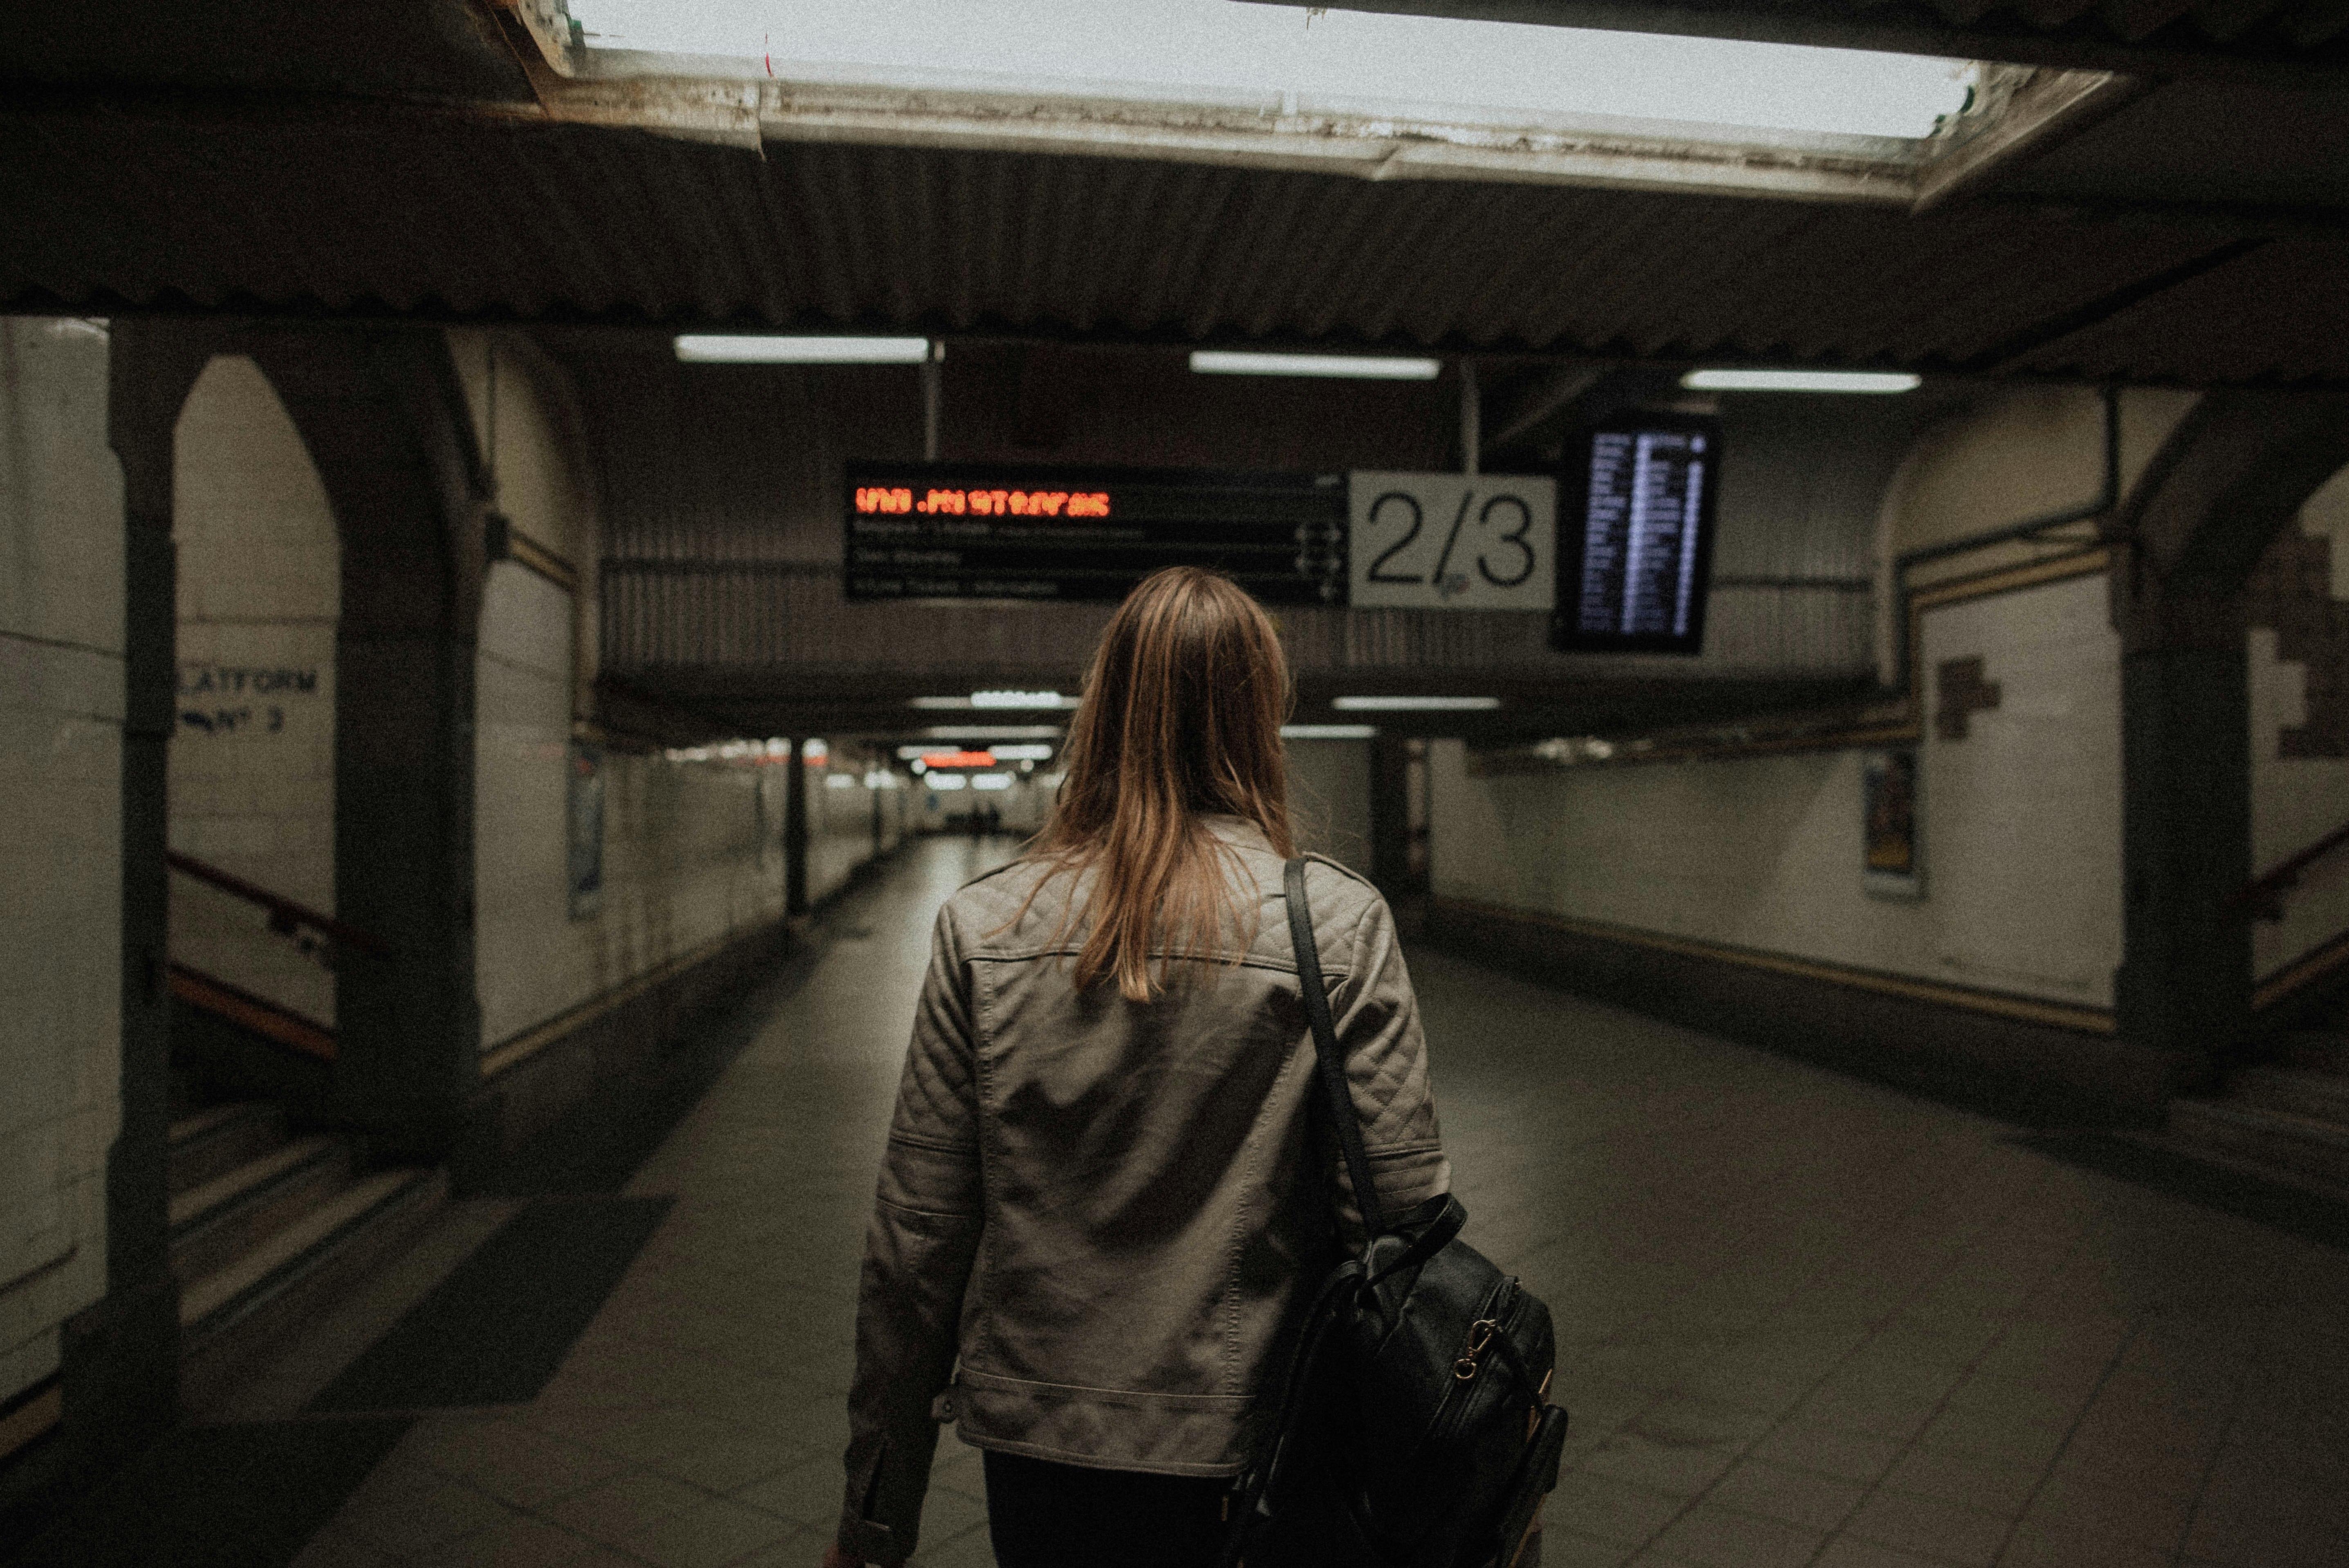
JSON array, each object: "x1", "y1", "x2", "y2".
[
  {"x1": 920, "y1": 751, "x2": 997, "y2": 768},
  {"x1": 855, "y1": 486, "x2": 1110, "y2": 519}
]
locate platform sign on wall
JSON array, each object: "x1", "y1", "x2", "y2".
[
  {"x1": 845, "y1": 461, "x2": 1347, "y2": 605},
  {"x1": 1347, "y1": 473, "x2": 1558, "y2": 612},
  {"x1": 1552, "y1": 416, "x2": 1720, "y2": 654}
]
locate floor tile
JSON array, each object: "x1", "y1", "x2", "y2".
[
  {"x1": 540, "y1": 1468, "x2": 711, "y2": 1543},
  {"x1": 1842, "y1": 1489, "x2": 2012, "y2": 1568},
  {"x1": 1813, "y1": 1537, "x2": 1961, "y2": 1568},
  {"x1": 1747, "y1": 1422, "x2": 1906, "y2": 1485},
  {"x1": 734, "y1": 1456, "x2": 844, "y2": 1528},
  {"x1": 1878, "y1": 1446, "x2": 2044, "y2": 1518},
  {"x1": 241, "y1": 842, "x2": 2349, "y2": 1568},
  {"x1": 1546, "y1": 1472, "x2": 1688, "y2": 1548},
  {"x1": 1646, "y1": 1501, "x2": 1822, "y2": 1568},
  {"x1": 1703, "y1": 1457, "x2": 1865, "y2": 1531},
  {"x1": 612, "y1": 1494, "x2": 795, "y2": 1568}
]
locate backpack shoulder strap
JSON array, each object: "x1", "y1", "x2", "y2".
[{"x1": 1284, "y1": 857, "x2": 1387, "y2": 1242}]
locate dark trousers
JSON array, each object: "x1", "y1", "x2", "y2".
[{"x1": 983, "y1": 1451, "x2": 1229, "y2": 1568}]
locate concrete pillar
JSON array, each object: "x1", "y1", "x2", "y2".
[
  {"x1": 252, "y1": 330, "x2": 488, "y2": 1161},
  {"x1": 45, "y1": 321, "x2": 215, "y2": 1479},
  {"x1": 785, "y1": 737, "x2": 809, "y2": 918},
  {"x1": 1369, "y1": 733, "x2": 1413, "y2": 897},
  {"x1": 2106, "y1": 390, "x2": 2349, "y2": 1072},
  {"x1": 2116, "y1": 638, "x2": 2253, "y2": 1064}
]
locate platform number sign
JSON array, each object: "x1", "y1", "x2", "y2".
[{"x1": 1347, "y1": 473, "x2": 1557, "y2": 612}]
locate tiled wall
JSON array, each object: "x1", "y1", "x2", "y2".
[
  {"x1": 1431, "y1": 572, "x2": 2122, "y2": 1008},
  {"x1": 168, "y1": 354, "x2": 340, "y2": 1026},
  {"x1": 448, "y1": 331, "x2": 598, "y2": 713},
  {"x1": 1424, "y1": 387, "x2": 2160, "y2": 1010},
  {"x1": 2249, "y1": 468, "x2": 2349, "y2": 983},
  {"x1": 0, "y1": 318, "x2": 123, "y2": 1406},
  {"x1": 468, "y1": 343, "x2": 818, "y2": 1052},
  {"x1": 807, "y1": 750, "x2": 908, "y2": 905},
  {"x1": 475, "y1": 724, "x2": 791, "y2": 1048}
]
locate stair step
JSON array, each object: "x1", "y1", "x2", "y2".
[
  {"x1": 166, "y1": 1102, "x2": 287, "y2": 1195},
  {"x1": 179, "y1": 1165, "x2": 445, "y2": 1414},
  {"x1": 2166, "y1": 1097, "x2": 2349, "y2": 1194},
  {"x1": 2233, "y1": 1065, "x2": 2349, "y2": 1127},
  {"x1": 168, "y1": 1136, "x2": 350, "y2": 1285}
]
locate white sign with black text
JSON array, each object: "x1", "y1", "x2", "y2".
[{"x1": 1347, "y1": 472, "x2": 1557, "y2": 612}]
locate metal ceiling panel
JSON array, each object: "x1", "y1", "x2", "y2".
[{"x1": 3, "y1": 104, "x2": 2343, "y2": 384}]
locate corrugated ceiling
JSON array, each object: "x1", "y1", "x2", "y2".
[{"x1": 4, "y1": 105, "x2": 2342, "y2": 385}]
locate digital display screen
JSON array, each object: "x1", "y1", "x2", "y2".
[
  {"x1": 1551, "y1": 417, "x2": 1719, "y2": 654},
  {"x1": 845, "y1": 462, "x2": 1346, "y2": 604}
]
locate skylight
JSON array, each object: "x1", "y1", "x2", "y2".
[{"x1": 561, "y1": 0, "x2": 1978, "y2": 143}]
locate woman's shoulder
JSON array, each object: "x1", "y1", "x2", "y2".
[
  {"x1": 1289, "y1": 852, "x2": 1388, "y2": 945},
  {"x1": 938, "y1": 854, "x2": 1077, "y2": 949}
]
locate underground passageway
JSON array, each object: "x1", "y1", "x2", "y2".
[{"x1": 23, "y1": 836, "x2": 2334, "y2": 1568}]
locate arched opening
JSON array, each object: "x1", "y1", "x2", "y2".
[{"x1": 168, "y1": 355, "x2": 341, "y2": 1044}]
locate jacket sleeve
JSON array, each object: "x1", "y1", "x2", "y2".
[
  {"x1": 1324, "y1": 879, "x2": 1450, "y2": 1241},
  {"x1": 838, "y1": 904, "x2": 986, "y2": 1566}
]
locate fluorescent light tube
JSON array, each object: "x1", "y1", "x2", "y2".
[
  {"x1": 675, "y1": 336, "x2": 932, "y2": 364},
  {"x1": 1681, "y1": 369, "x2": 1921, "y2": 393},
  {"x1": 920, "y1": 725, "x2": 1063, "y2": 741},
  {"x1": 1282, "y1": 724, "x2": 1378, "y2": 739},
  {"x1": 910, "y1": 692, "x2": 1077, "y2": 710},
  {"x1": 1191, "y1": 352, "x2": 1441, "y2": 380},
  {"x1": 1332, "y1": 696, "x2": 1502, "y2": 712}
]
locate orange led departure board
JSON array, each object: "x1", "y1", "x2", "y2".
[
  {"x1": 845, "y1": 462, "x2": 1346, "y2": 605},
  {"x1": 854, "y1": 487, "x2": 1111, "y2": 519}
]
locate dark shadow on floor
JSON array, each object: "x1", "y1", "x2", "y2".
[
  {"x1": 2016, "y1": 1130, "x2": 2349, "y2": 1250},
  {"x1": 463, "y1": 937, "x2": 826, "y2": 1199},
  {"x1": 4, "y1": 1418, "x2": 410, "y2": 1568},
  {"x1": 310, "y1": 1196, "x2": 673, "y2": 1412}
]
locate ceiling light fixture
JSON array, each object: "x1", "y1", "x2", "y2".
[
  {"x1": 1191, "y1": 352, "x2": 1441, "y2": 380},
  {"x1": 675, "y1": 335, "x2": 932, "y2": 364},
  {"x1": 919, "y1": 725, "x2": 1063, "y2": 741},
  {"x1": 1282, "y1": 724, "x2": 1379, "y2": 739},
  {"x1": 1680, "y1": 369, "x2": 1921, "y2": 393},
  {"x1": 910, "y1": 692, "x2": 1078, "y2": 710},
  {"x1": 1332, "y1": 696, "x2": 1502, "y2": 712}
]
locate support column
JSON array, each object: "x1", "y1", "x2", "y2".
[
  {"x1": 49, "y1": 320, "x2": 216, "y2": 1476},
  {"x1": 254, "y1": 329, "x2": 488, "y2": 1162},
  {"x1": 2107, "y1": 389, "x2": 2349, "y2": 1072},
  {"x1": 2115, "y1": 633, "x2": 2252, "y2": 1063},
  {"x1": 1369, "y1": 733, "x2": 1413, "y2": 897},
  {"x1": 785, "y1": 737, "x2": 809, "y2": 919}
]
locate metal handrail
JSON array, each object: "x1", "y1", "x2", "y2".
[
  {"x1": 165, "y1": 850, "x2": 392, "y2": 956},
  {"x1": 2228, "y1": 819, "x2": 2349, "y2": 922}
]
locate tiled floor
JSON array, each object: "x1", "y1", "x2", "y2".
[{"x1": 280, "y1": 838, "x2": 2349, "y2": 1567}]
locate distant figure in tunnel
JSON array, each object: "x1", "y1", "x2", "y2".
[{"x1": 829, "y1": 567, "x2": 1449, "y2": 1568}]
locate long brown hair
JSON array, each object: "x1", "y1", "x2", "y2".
[{"x1": 1023, "y1": 567, "x2": 1297, "y2": 1000}]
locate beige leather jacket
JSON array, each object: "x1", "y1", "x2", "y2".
[{"x1": 836, "y1": 817, "x2": 1449, "y2": 1564}]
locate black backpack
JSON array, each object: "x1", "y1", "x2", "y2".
[{"x1": 1218, "y1": 860, "x2": 1569, "y2": 1568}]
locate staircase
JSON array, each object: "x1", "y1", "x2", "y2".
[
  {"x1": 168, "y1": 1101, "x2": 443, "y2": 1411},
  {"x1": 2166, "y1": 997, "x2": 2349, "y2": 1196}
]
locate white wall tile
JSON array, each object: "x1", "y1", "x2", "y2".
[
  {"x1": 0, "y1": 318, "x2": 121, "y2": 1407},
  {"x1": 1430, "y1": 571, "x2": 2122, "y2": 1009},
  {"x1": 168, "y1": 356, "x2": 339, "y2": 1024}
]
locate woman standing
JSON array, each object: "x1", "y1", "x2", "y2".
[{"x1": 827, "y1": 567, "x2": 1449, "y2": 1568}]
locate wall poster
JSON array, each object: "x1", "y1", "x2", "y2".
[
  {"x1": 569, "y1": 741, "x2": 604, "y2": 920},
  {"x1": 1863, "y1": 747, "x2": 1923, "y2": 899}
]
